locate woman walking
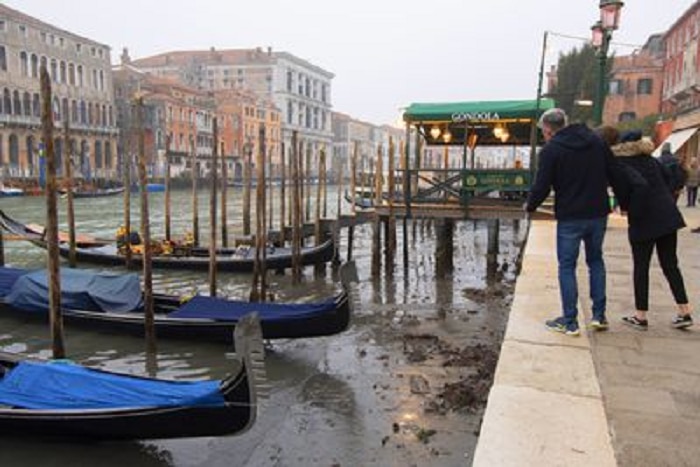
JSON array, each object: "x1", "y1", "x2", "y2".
[{"x1": 611, "y1": 131, "x2": 693, "y2": 329}]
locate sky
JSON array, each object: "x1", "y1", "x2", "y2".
[{"x1": 4, "y1": 0, "x2": 696, "y2": 125}]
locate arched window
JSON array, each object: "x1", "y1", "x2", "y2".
[
  {"x1": 8, "y1": 134, "x2": 19, "y2": 166},
  {"x1": 77, "y1": 65, "x2": 84, "y2": 87},
  {"x1": 99, "y1": 70, "x2": 104, "y2": 91},
  {"x1": 94, "y1": 140, "x2": 103, "y2": 169},
  {"x1": 61, "y1": 98, "x2": 68, "y2": 123},
  {"x1": 54, "y1": 138, "x2": 63, "y2": 174},
  {"x1": 108, "y1": 105, "x2": 113, "y2": 126},
  {"x1": 88, "y1": 102, "x2": 93, "y2": 125},
  {"x1": 2, "y1": 89, "x2": 9, "y2": 114},
  {"x1": 80, "y1": 101, "x2": 86, "y2": 124},
  {"x1": 50, "y1": 59, "x2": 58, "y2": 82},
  {"x1": 104, "y1": 141, "x2": 112, "y2": 168},
  {"x1": 53, "y1": 97, "x2": 61, "y2": 121},
  {"x1": 30, "y1": 54, "x2": 38, "y2": 78},
  {"x1": 60, "y1": 61, "x2": 66, "y2": 84},
  {"x1": 22, "y1": 92, "x2": 30, "y2": 117},
  {"x1": 32, "y1": 93, "x2": 40, "y2": 117},
  {"x1": 71, "y1": 100, "x2": 78, "y2": 123},
  {"x1": 19, "y1": 51, "x2": 28, "y2": 76},
  {"x1": 68, "y1": 63, "x2": 75, "y2": 86},
  {"x1": 101, "y1": 105, "x2": 106, "y2": 126},
  {"x1": 12, "y1": 90, "x2": 21, "y2": 115},
  {"x1": 39, "y1": 56, "x2": 47, "y2": 74},
  {"x1": 26, "y1": 136, "x2": 35, "y2": 169}
]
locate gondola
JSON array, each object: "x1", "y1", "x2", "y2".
[
  {"x1": 0, "y1": 264, "x2": 354, "y2": 342},
  {"x1": 61, "y1": 186, "x2": 125, "y2": 198},
  {"x1": 0, "y1": 210, "x2": 335, "y2": 272},
  {"x1": 0, "y1": 314, "x2": 263, "y2": 440}
]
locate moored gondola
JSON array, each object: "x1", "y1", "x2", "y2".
[
  {"x1": 0, "y1": 314, "x2": 263, "y2": 440},
  {"x1": 0, "y1": 209, "x2": 335, "y2": 272}
]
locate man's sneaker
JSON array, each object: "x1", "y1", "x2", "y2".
[
  {"x1": 588, "y1": 318, "x2": 609, "y2": 331},
  {"x1": 671, "y1": 314, "x2": 693, "y2": 329},
  {"x1": 621, "y1": 315, "x2": 648, "y2": 330},
  {"x1": 545, "y1": 316, "x2": 580, "y2": 336}
]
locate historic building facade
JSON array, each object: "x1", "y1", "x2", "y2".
[
  {"x1": 130, "y1": 47, "x2": 332, "y2": 171},
  {"x1": 0, "y1": 4, "x2": 118, "y2": 183},
  {"x1": 603, "y1": 35, "x2": 665, "y2": 125}
]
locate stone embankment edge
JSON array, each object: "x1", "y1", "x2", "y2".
[{"x1": 472, "y1": 220, "x2": 616, "y2": 467}]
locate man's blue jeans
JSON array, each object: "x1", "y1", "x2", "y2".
[{"x1": 556, "y1": 216, "x2": 607, "y2": 324}]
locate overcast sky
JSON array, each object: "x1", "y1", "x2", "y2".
[{"x1": 5, "y1": 0, "x2": 696, "y2": 125}]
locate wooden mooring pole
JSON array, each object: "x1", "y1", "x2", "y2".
[
  {"x1": 164, "y1": 136, "x2": 172, "y2": 241},
  {"x1": 291, "y1": 131, "x2": 302, "y2": 284},
  {"x1": 347, "y1": 142, "x2": 358, "y2": 262},
  {"x1": 209, "y1": 118, "x2": 218, "y2": 297},
  {"x1": 190, "y1": 136, "x2": 200, "y2": 247},
  {"x1": 371, "y1": 144, "x2": 383, "y2": 277},
  {"x1": 41, "y1": 66, "x2": 66, "y2": 359},
  {"x1": 136, "y1": 96, "x2": 156, "y2": 353},
  {"x1": 221, "y1": 141, "x2": 228, "y2": 248},
  {"x1": 243, "y1": 140, "x2": 252, "y2": 236},
  {"x1": 63, "y1": 118, "x2": 77, "y2": 268}
]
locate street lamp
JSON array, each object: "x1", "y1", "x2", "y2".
[{"x1": 591, "y1": 0, "x2": 624, "y2": 126}]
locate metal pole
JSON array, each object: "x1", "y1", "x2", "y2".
[
  {"x1": 593, "y1": 31, "x2": 610, "y2": 126},
  {"x1": 530, "y1": 31, "x2": 548, "y2": 181}
]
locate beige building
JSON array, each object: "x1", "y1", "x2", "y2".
[{"x1": 0, "y1": 4, "x2": 118, "y2": 183}]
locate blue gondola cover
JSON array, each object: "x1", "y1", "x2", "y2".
[
  {"x1": 0, "y1": 361, "x2": 225, "y2": 409},
  {"x1": 5, "y1": 268, "x2": 142, "y2": 313},
  {"x1": 168, "y1": 295, "x2": 337, "y2": 321}
]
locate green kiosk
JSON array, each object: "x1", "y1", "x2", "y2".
[{"x1": 402, "y1": 98, "x2": 554, "y2": 206}]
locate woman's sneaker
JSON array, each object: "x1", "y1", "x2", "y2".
[
  {"x1": 671, "y1": 314, "x2": 693, "y2": 329},
  {"x1": 622, "y1": 315, "x2": 648, "y2": 330}
]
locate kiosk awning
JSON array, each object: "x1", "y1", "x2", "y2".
[
  {"x1": 652, "y1": 127, "x2": 698, "y2": 157},
  {"x1": 403, "y1": 98, "x2": 555, "y2": 123}
]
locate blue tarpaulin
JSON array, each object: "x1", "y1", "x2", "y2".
[
  {"x1": 167, "y1": 294, "x2": 337, "y2": 322},
  {"x1": 0, "y1": 361, "x2": 225, "y2": 409},
  {"x1": 5, "y1": 268, "x2": 142, "y2": 313}
]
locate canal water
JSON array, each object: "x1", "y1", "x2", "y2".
[{"x1": 0, "y1": 188, "x2": 527, "y2": 467}]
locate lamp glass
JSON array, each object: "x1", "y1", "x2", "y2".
[
  {"x1": 600, "y1": 2, "x2": 623, "y2": 29},
  {"x1": 591, "y1": 23, "x2": 604, "y2": 47},
  {"x1": 442, "y1": 129, "x2": 452, "y2": 143},
  {"x1": 430, "y1": 125, "x2": 441, "y2": 140}
]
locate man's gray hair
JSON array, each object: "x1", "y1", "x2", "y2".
[{"x1": 538, "y1": 108, "x2": 568, "y2": 131}]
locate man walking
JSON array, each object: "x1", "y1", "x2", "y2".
[{"x1": 526, "y1": 108, "x2": 618, "y2": 336}]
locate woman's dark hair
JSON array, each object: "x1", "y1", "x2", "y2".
[{"x1": 595, "y1": 125, "x2": 619, "y2": 147}]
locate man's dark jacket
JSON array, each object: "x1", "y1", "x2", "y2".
[{"x1": 526, "y1": 123, "x2": 617, "y2": 221}]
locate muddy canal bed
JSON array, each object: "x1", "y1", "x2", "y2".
[{"x1": 0, "y1": 196, "x2": 526, "y2": 467}]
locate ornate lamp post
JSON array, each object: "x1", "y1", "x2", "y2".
[{"x1": 591, "y1": 0, "x2": 624, "y2": 126}]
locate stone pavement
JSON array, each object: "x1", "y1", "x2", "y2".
[{"x1": 473, "y1": 205, "x2": 700, "y2": 467}]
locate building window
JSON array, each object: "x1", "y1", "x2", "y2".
[
  {"x1": 19, "y1": 51, "x2": 28, "y2": 76},
  {"x1": 618, "y1": 112, "x2": 636, "y2": 122},
  {"x1": 77, "y1": 65, "x2": 84, "y2": 87},
  {"x1": 23, "y1": 92, "x2": 30, "y2": 117},
  {"x1": 12, "y1": 91, "x2": 21, "y2": 115},
  {"x1": 9, "y1": 134, "x2": 19, "y2": 166},
  {"x1": 32, "y1": 93, "x2": 39, "y2": 117},
  {"x1": 50, "y1": 59, "x2": 58, "y2": 82},
  {"x1": 0, "y1": 20, "x2": 5, "y2": 32},
  {"x1": 60, "y1": 61, "x2": 67, "y2": 83},
  {"x1": 68, "y1": 63, "x2": 75, "y2": 85},
  {"x1": 18, "y1": 25, "x2": 26, "y2": 37},
  {"x1": 0, "y1": 46, "x2": 6, "y2": 72},
  {"x1": 3, "y1": 89, "x2": 11, "y2": 114},
  {"x1": 609, "y1": 79, "x2": 623, "y2": 95},
  {"x1": 637, "y1": 78, "x2": 653, "y2": 95},
  {"x1": 31, "y1": 54, "x2": 38, "y2": 78}
]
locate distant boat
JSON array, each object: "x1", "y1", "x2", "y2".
[
  {"x1": 61, "y1": 186, "x2": 125, "y2": 199},
  {"x1": 130, "y1": 183, "x2": 165, "y2": 193},
  {"x1": 0, "y1": 185, "x2": 23, "y2": 197}
]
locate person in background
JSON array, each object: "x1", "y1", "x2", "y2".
[
  {"x1": 526, "y1": 108, "x2": 619, "y2": 336},
  {"x1": 685, "y1": 157, "x2": 699, "y2": 207},
  {"x1": 611, "y1": 131, "x2": 693, "y2": 330},
  {"x1": 658, "y1": 142, "x2": 687, "y2": 202}
]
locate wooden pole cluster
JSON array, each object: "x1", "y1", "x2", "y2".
[
  {"x1": 63, "y1": 118, "x2": 77, "y2": 268},
  {"x1": 250, "y1": 124, "x2": 268, "y2": 300},
  {"x1": 304, "y1": 143, "x2": 311, "y2": 223},
  {"x1": 40, "y1": 65, "x2": 65, "y2": 359},
  {"x1": 135, "y1": 97, "x2": 156, "y2": 353},
  {"x1": 333, "y1": 159, "x2": 344, "y2": 266},
  {"x1": 314, "y1": 146, "x2": 326, "y2": 276},
  {"x1": 371, "y1": 144, "x2": 383, "y2": 277},
  {"x1": 208, "y1": 118, "x2": 219, "y2": 297}
]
